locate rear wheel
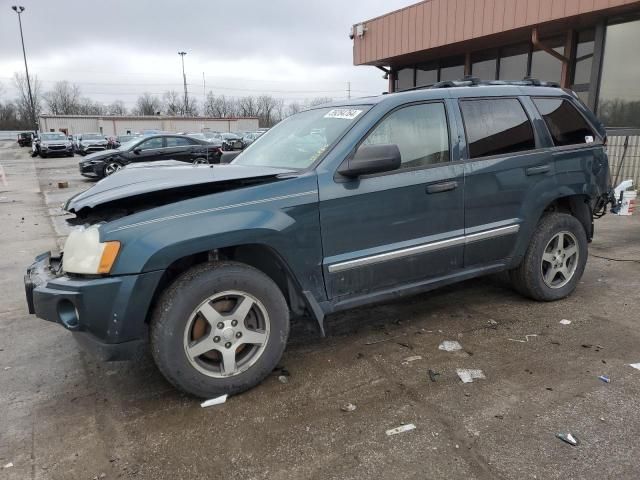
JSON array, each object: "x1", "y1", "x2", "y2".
[
  {"x1": 510, "y1": 213, "x2": 587, "y2": 301},
  {"x1": 150, "y1": 262, "x2": 289, "y2": 398}
]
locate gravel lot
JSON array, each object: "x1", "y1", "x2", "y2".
[{"x1": 1, "y1": 141, "x2": 639, "y2": 480}]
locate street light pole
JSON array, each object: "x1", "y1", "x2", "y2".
[
  {"x1": 178, "y1": 51, "x2": 188, "y2": 115},
  {"x1": 11, "y1": 5, "x2": 37, "y2": 134}
]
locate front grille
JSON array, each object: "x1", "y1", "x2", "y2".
[{"x1": 48, "y1": 145, "x2": 66, "y2": 151}]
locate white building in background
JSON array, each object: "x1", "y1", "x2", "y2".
[{"x1": 38, "y1": 115, "x2": 259, "y2": 136}]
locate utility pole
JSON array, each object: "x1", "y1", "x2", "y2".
[
  {"x1": 11, "y1": 5, "x2": 37, "y2": 133},
  {"x1": 202, "y1": 72, "x2": 206, "y2": 106},
  {"x1": 347, "y1": 81, "x2": 351, "y2": 100},
  {"x1": 178, "y1": 51, "x2": 188, "y2": 115}
]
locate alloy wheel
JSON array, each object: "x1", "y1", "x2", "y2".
[
  {"x1": 541, "y1": 231, "x2": 579, "y2": 288},
  {"x1": 104, "y1": 162, "x2": 122, "y2": 176}
]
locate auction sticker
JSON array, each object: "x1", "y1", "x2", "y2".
[{"x1": 324, "y1": 109, "x2": 363, "y2": 120}]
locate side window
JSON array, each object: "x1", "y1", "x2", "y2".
[
  {"x1": 139, "y1": 137, "x2": 164, "y2": 150},
  {"x1": 460, "y1": 98, "x2": 536, "y2": 159},
  {"x1": 166, "y1": 137, "x2": 194, "y2": 147},
  {"x1": 362, "y1": 102, "x2": 449, "y2": 169},
  {"x1": 532, "y1": 98, "x2": 596, "y2": 146}
]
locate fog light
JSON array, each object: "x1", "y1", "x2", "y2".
[{"x1": 58, "y1": 299, "x2": 79, "y2": 328}]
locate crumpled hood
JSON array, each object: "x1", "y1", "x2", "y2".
[
  {"x1": 64, "y1": 161, "x2": 295, "y2": 212},
  {"x1": 80, "y1": 150, "x2": 115, "y2": 162}
]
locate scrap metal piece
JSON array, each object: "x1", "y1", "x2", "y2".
[
  {"x1": 556, "y1": 433, "x2": 579, "y2": 446},
  {"x1": 386, "y1": 424, "x2": 416, "y2": 436},
  {"x1": 456, "y1": 368, "x2": 486, "y2": 383}
]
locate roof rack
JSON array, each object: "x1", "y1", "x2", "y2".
[{"x1": 399, "y1": 76, "x2": 560, "y2": 92}]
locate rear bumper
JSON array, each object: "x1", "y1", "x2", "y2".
[{"x1": 26, "y1": 252, "x2": 164, "y2": 360}]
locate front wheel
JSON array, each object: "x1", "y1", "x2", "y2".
[
  {"x1": 510, "y1": 213, "x2": 588, "y2": 301},
  {"x1": 103, "y1": 161, "x2": 122, "y2": 176},
  {"x1": 150, "y1": 262, "x2": 290, "y2": 398},
  {"x1": 192, "y1": 157, "x2": 209, "y2": 165}
]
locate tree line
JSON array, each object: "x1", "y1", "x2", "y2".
[{"x1": 0, "y1": 73, "x2": 334, "y2": 130}]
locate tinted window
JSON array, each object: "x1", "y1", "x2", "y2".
[
  {"x1": 166, "y1": 137, "x2": 194, "y2": 147},
  {"x1": 362, "y1": 103, "x2": 449, "y2": 169},
  {"x1": 460, "y1": 98, "x2": 536, "y2": 158},
  {"x1": 139, "y1": 137, "x2": 163, "y2": 150},
  {"x1": 533, "y1": 98, "x2": 595, "y2": 146},
  {"x1": 396, "y1": 68, "x2": 414, "y2": 90}
]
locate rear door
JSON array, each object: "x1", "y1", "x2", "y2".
[
  {"x1": 165, "y1": 136, "x2": 199, "y2": 162},
  {"x1": 457, "y1": 96, "x2": 552, "y2": 266},
  {"x1": 319, "y1": 101, "x2": 465, "y2": 299}
]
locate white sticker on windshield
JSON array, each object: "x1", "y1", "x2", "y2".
[{"x1": 324, "y1": 109, "x2": 363, "y2": 120}]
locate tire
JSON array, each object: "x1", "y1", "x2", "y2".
[
  {"x1": 192, "y1": 157, "x2": 209, "y2": 165},
  {"x1": 510, "y1": 213, "x2": 588, "y2": 301},
  {"x1": 103, "y1": 161, "x2": 122, "y2": 177},
  {"x1": 150, "y1": 262, "x2": 290, "y2": 398},
  {"x1": 40, "y1": 152, "x2": 47, "y2": 158}
]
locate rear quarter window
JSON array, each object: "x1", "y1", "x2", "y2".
[
  {"x1": 532, "y1": 98, "x2": 596, "y2": 146},
  {"x1": 460, "y1": 98, "x2": 536, "y2": 159}
]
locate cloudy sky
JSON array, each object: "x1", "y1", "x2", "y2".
[{"x1": 0, "y1": 0, "x2": 415, "y2": 108}]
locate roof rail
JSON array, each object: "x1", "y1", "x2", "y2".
[{"x1": 397, "y1": 77, "x2": 560, "y2": 92}]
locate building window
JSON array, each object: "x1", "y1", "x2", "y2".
[
  {"x1": 439, "y1": 57, "x2": 465, "y2": 82},
  {"x1": 597, "y1": 20, "x2": 640, "y2": 127},
  {"x1": 460, "y1": 98, "x2": 536, "y2": 159},
  {"x1": 396, "y1": 68, "x2": 414, "y2": 91},
  {"x1": 573, "y1": 29, "x2": 594, "y2": 86},
  {"x1": 533, "y1": 98, "x2": 596, "y2": 146},
  {"x1": 363, "y1": 103, "x2": 450, "y2": 169},
  {"x1": 531, "y1": 37, "x2": 565, "y2": 83},
  {"x1": 471, "y1": 51, "x2": 498, "y2": 80},
  {"x1": 416, "y1": 63, "x2": 438, "y2": 86},
  {"x1": 498, "y1": 44, "x2": 529, "y2": 81}
]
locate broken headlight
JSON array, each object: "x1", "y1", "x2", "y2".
[{"x1": 62, "y1": 225, "x2": 120, "y2": 275}]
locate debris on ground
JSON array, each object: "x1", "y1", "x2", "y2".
[
  {"x1": 439, "y1": 340, "x2": 462, "y2": 352},
  {"x1": 598, "y1": 375, "x2": 611, "y2": 383},
  {"x1": 428, "y1": 369, "x2": 440, "y2": 382},
  {"x1": 628, "y1": 363, "x2": 640, "y2": 371},
  {"x1": 402, "y1": 355, "x2": 422, "y2": 364},
  {"x1": 278, "y1": 375, "x2": 289, "y2": 384},
  {"x1": 273, "y1": 365, "x2": 290, "y2": 377},
  {"x1": 364, "y1": 333, "x2": 407, "y2": 345},
  {"x1": 57, "y1": 181, "x2": 69, "y2": 189},
  {"x1": 200, "y1": 394, "x2": 228, "y2": 408},
  {"x1": 556, "y1": 432, "x2": 579, "y2": 446},
  {"x1": 3, "y1": 462, "x2": 13, "y2": 469},
  {"x1": 340, "y1": 403, "x2": 357, "y2": 412},
  {"x1": 559, "y1": 319, "x2": 572, "y2": 325},
  {"x1": 456, "y1": 368, "x2": 486, "y2": 383},
  {"x1": 508, "y1": 334, "x2": 538, "y2": 343},
  {"x1": 386, "y1": 424, "x2": 416, "y2": 436}
]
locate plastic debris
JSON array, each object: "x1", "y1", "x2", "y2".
[
  {"x1": 278, "y1": 375, "x2": 289, "y2": 384},
  {"x1": 386, "y1": 424, "x2": 416, "y2": 436},
  {"x1": 200, "y1": 394, "x2": 228, "y2": 408},
  {"x1": 508, "y1": 334, "x2": 538, "y2": 343},
  {"x1": 428, "y1": 369, "x2": 440, "y2": 382},
  {"x1": 3, "y1": 463, "x2": 13, "y2": 469},
  {"x1": 456, "y1": 368, "x2": 486, "y2": 383},
  {"x1": 559, "y1": 319, "x2": 572, "y2": 325},
  {"x1": 556, "y1": 432, "x2": 579, "y2": 446},
  {"x1": 598, "y1": 375, "x2": 610, "y2": 383},
  {"x1": 402, "y1": 355, "x2": 422, "y2": 364},
  {"x1": 439, "y1": 340, "x2": 462, "y2": 352},
  {"x1": 629, "y1": 363, "x2": 640, "y2": 371},
  {"x1": 341, "y1": 403, "x2": 357, "y2": 412}
]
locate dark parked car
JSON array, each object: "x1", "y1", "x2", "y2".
[
  {"x1": 77, "y1": 133, "x2": 108, "y2": 155},
  {"x1": 17, "y1": 132, "x2": 33, "y2": 147},
  {"x1": 241, "y1": 131, "x2": 264, "y2": 148},
  {"x1": 25, "y1": 80, "x2": 612, "y2": 398},
  {"x1": 221, "y1": 132, "x2": 244, "y2": 151},
  {"x1": 33, "y1": 132, "x2": 74, "y2": 157},
  {"x1": 78, "y1": 134, "x2": 223, "y2": 178}
]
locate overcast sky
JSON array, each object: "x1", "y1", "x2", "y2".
[{"x1": 0, "y1": 0, "x2": 415, "y2": 108}]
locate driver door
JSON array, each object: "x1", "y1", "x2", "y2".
[
  {"x1": 319, "y1": 101, "x2": 465, "y2": 299},
  {"x1": 130, "y1": 137, "x2": 166, "y2": 163}
]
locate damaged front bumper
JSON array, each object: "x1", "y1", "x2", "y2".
[{"x1": 25, "y1": 252, "x2": 164, "y2": 361}]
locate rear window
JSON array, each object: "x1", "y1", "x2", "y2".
[
  {"x1": 532, "y1": 98, "x2": 596, "y2": 146},
  {"x1": 460, "y1": 98, "x2": 536, "y2": 159}
]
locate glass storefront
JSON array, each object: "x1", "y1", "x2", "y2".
[{"x1": 597, "y1": 20, "x2": 640, "y2": 127}]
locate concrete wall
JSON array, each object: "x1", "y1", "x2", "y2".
[{"x1": 38, "y1": 116, "x2": 259, "y2": 136}]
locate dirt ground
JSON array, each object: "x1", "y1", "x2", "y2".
[{"x1": 1, "y1": 141, "x2": 639, "y2": 480}]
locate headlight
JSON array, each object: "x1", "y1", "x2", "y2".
[{"x1": 62, "y1": 225, "x2": 120, "y2": 274}]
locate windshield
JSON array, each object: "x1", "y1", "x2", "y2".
[
  {"x1": 233, "y1": 106, "x2": 369, "y2": 169},
  {"x1": 222, "y1": 133, "x2": 240, "y2": 140},
  {"x1": 41, "y1": 133, "x2": 67, "y2": 141},
  {"x1": 82, "y1": 134, "x2": 103, "y2": 140},
  {"x1": 117, "y1": 135, "x2": 136, "y2": 142},
  {"x1": 187, "y1": 133, "x2": 206, "y2": 140},
  {"x1": 118, "y1": 138, "x2": 143, "y2": 151}
]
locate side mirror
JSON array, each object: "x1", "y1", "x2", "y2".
[
  {"x1": 133, "y1": 147, "x2": 141, "y2": 154},
  {"x1": 338, "y1": 144, "x2": 401, "y2": 178}
]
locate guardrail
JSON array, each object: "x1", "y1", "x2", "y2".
[{"x1": 606, "y1": 128, "x2": 640, "y2": 189}]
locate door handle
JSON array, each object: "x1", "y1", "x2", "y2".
[
  {"x1": 426, "y1": 181, "x2": 458, "y2": 194},
  {"x1": 526, "y1": 164, "x2": 550, "y2": 176}
]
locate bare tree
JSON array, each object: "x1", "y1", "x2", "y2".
[
  {"x1": 13, "y1": 73, "x2": 42, "y2": 125},
  {"x1": 287, "y1": 101, "x2": 303, "y2": 117},
  {"x1": 307, "y1": 96, "x2": 333, "y2": 107},
  {"x1": 106, "y1": 100, "x2": 127, "y2": 116},
  {"x1": 204, "y1": 93, "x2": 238, "y2": 118},
  {"x1": 163, "y1": 90, "x2": 182, "y2": 115},
  {"x1": 133, "y1": 93, "x2": 161, "y2": 116},
  {"x1": 237, "y1": 96, "x2": 258, "y2": 117},
  {"x1": 44, "y1": 81, "x2": 82, "y2": 115},
  {"x1": 77, "y1": 97, "x2": 105, "y2": 115}
]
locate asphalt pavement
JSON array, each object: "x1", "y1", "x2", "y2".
[{"x1": 1, "y1": 141, "x2": 639, "y2": 480}]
